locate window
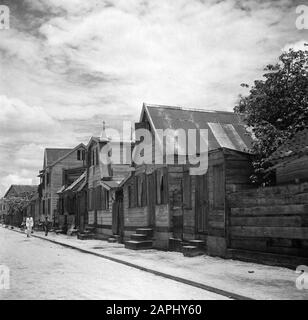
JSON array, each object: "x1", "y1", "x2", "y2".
[
  {"x1": 128, "y1": 185, "x2": 132, "y2": 208},
  {"x1": 135, "y1": 176, "x2": 138, "y2": 207},
  {"x1": 96, "y1": 147, "x2": 99, "y2": 165},
  {"x1": 157, "y1": 169, "x2": 168, "y2": 205},
  {"x1": 138, "y1": 177, "x2": 142, "y2": 207},
  {"x1": 104, "y1": 190, "x2": 109, "y2": 210},
  {"x1": 141, "y1": 175, "x2": 147, "y2": 207},
  {"x1": 77, "y1": 150, "x2": 81, "y2": 161},
  {"x1": 46, "y1": 173, "x2": 50, "y2": 186},
  {"x1": 88, "y1": 189, "x2": 95, "y2": 211},
  {"x1": 92, "y1": 149, "x2": 95, "y2": 166}
]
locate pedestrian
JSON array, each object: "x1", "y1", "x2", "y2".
[
  {"x1": 26, "y1": 215, "x2": 34, "y2": 238},
  {"x1": 44, "y1": 216, "x2": 50, "y2": 236}
]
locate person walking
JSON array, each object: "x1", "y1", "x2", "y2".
[
  {"x1": 26, "y1": 216, "x2": 34, "y2": 238},
  {"x1": 44, "y1": 216, "x2": 50, "y2": 236}
]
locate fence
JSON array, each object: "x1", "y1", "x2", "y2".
[{"x1": 227, "y1": 182, "x2": 308, "y2": 267}]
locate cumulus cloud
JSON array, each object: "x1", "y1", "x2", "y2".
[{"x1": 0, "y1": 0, "x2": 306, "y2": 196}]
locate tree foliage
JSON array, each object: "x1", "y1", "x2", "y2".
[
  {"x1": 6, "y1": 191, "x2": 37, "y2": 216},
  {"x1": 234, "y1": 47, "x2": 308, "y2": 185}
]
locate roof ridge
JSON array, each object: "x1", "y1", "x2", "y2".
[{"x1": 144, "y1": 103, "x2": 236, "y2": 114}]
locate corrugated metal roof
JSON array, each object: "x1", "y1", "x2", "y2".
[
  {"x1": 144, "y1": 104, "x2": 253, "y2": 154},
  {"x1": 60, "y1": 171, "x2": 87, "y2": 193},
  {"x1": 100, "y1": 179, "x2": 123, "y2": 190}
]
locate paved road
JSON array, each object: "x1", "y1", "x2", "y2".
[{"x1": 0, "y1": 228, "x2": 229, "y2": 300}]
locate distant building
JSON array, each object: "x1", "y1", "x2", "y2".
[
  {"x1": 268, "y1": 128, "x2": 308, "y2": 185},
  {"x1": 84, "y1": 127, "x2": 133, "y2": 240},
  {"x1": 38, "y1": 144, "x2": 86, "y2": 226}
]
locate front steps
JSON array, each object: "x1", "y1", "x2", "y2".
[
  {"x1": 169, "y1": 238, "x2": 206, "y2": 257},
  {"x1": 108, "y1": 235, "x2": 120, "y2": 243},
  {"x1": 125, "y1": 228, "x2": 153, "y2": 250},
  {"x1": 77, "y1": 226, "x2": 96, "y2": 240}
]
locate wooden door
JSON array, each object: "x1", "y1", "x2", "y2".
[
  {"x1": 195, "y1": 173, "x2": 208, "y2": 233},
  {"x1": 112, "y1": 190, "x2": 124, "y2": 242},
  {"x1": 147, "y1": 173, "x2": 156, "y2": 227},
  {"x1": 172, "y1": 175, "x2": 184, "y2": 240}
]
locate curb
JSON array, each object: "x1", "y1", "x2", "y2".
[{"x1": 3, "y1": 226, "x2": 253, "y2": 301}]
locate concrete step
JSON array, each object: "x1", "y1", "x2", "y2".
[
  {"x1": 107, "y1": 237, "x2": 118, "y2": 243},
  {"x1": 136, "y1": 228, "x2": 153, "y2": 237},
  {"x1": 125, "y1": 240, "x2": 153, "y2": 250},
  {"x1": 188, "y1": 240, "x2": 206, "y2": 249},
  {"x1": 77, "y1": 233, "x2": 95, "y2": 240},
  {"x1": 182, "y1": 246, "x2": 204, "y2": 257},
  {"x1": 131, "y1": 234, "x2": 148, "y2": 241}
]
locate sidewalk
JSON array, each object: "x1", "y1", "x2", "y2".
[{"x1": 4, "y1": 226, "x2": 308, "y2": 300}]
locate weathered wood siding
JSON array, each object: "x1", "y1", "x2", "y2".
[{"x1": 228, "y1": 183, "x2": 308, "y2": 260}]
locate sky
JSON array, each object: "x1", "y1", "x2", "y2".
[{"x1": 0, "y1": 0, "x2": 307, "y2": 196}]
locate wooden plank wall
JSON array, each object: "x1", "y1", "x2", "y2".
[{"x1": 228, "y1": 182, "x2": 308, "y2": 257}]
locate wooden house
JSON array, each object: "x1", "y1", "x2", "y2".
[
  {"x1": 268, "y1": 129, "x2": 308, "y2": 185},
  {"x1": 85, "y1": 131, "x2": 133, "y2": 240},
  {"x1": 120, "y1": 104, "x2": 254, "y2": 256},
  {"x1": 38, "y1": 144, "x2": 86, "y2": 226},
  {"x1": 57, "y1": 170, "x2": 87, "y2": 233}
]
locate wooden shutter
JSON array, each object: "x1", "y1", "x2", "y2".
[
  {"x1": 156, "y1": 171, "x2": 161, "y2": 205},
  {"x1": 183, "y1": 171, "x2": 191, "y2": 208},
  {"x1": 142, "y1": 174, "x2": 147, "y2": 207},
  {"x1": 213, "y1": 165, "x2": 224, "y2": 209},
  {"x1": 96, "y1": 147, "x2": 99, "y2": 165},
  {"x1": 163, "y1": 167, "x2": 168, "y2": 204},
  {"x1": 134, "y1": 176, "x2": 138, "y2": 208}
]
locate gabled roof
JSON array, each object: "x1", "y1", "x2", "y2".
[
  {"x1": 141, "y1": 103, "x2": 253, "y2": 154},
  {"x1": 43, "y1": 143, "x2": 86, "y2": 170},
  {"x1": 269, "y1": 128, "x2": 308, "y2": 165},
  {"x1": 4, "y1": 185, "x2": 38, "y2": 198},
  {"x1": 45, "y1": 148, "x2": 73, "y2": 167},
  {"x1": 86, "y1": 137, "x2": 100, "y2": 149}
]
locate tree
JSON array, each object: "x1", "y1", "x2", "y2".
[
  {"x1": 6, "y1": 190, "x2": 37, "y2": 226},
  {"x1": 234, "y1": 47, "x2": 308, "y2": 185}
]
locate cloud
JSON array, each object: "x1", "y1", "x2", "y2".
[
  {"x1": 283, "y1": 40, "x2": 308, "y2": 51},
  {"x1": 0, "y1": 0, "x2": 307, "y2": 196},
  {"x1": 0, "y1": 95, "x2": 56, "y2": 133}
]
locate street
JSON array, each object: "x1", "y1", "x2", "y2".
[{"x1": 0, "y1": 228, "x2": 229, "y2": 300}]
